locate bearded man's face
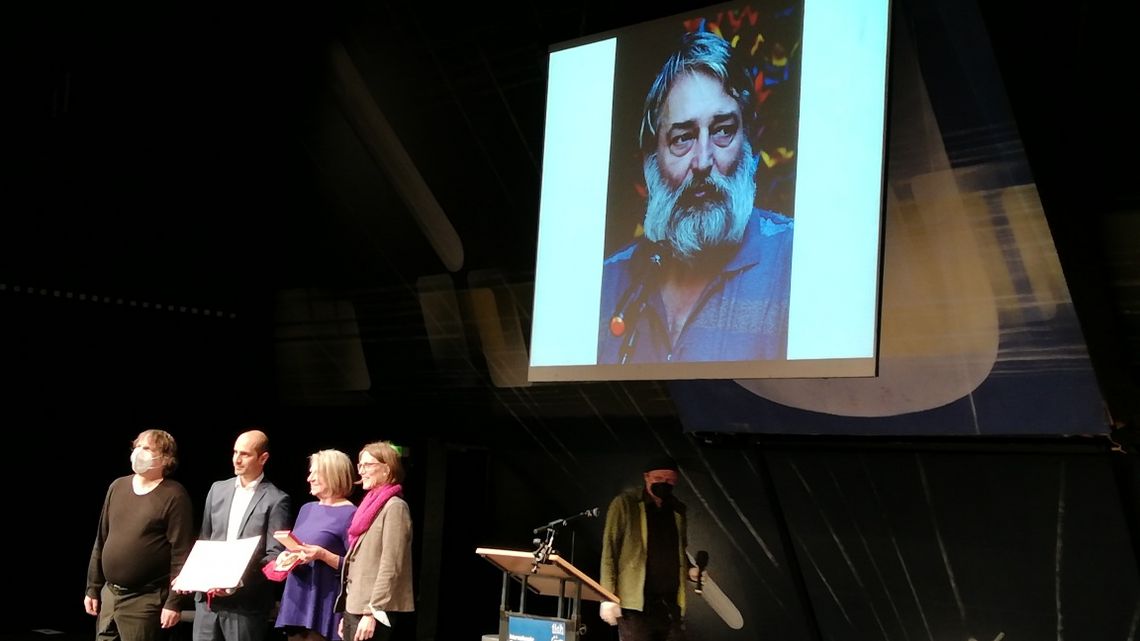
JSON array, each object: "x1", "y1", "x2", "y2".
[{"x1": 642, "y1": 70, "x2": 755, "y2": 260}]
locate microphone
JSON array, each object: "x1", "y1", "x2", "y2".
[
  {"x1": 612, "y1": 247, "x2": 665, "y2": 364},
  {"x1": 532, "y1": 507, "x2": 600, "y2": 534},
  {"x1": 694, "y1": 551, "x2": 709, "y2": 594}
]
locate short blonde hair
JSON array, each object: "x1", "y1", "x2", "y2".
[
  {"x1": 310, "y1": 449, "x2": 354, "y2": 499},
  {"x1": 360, "y1": 441, "x2": 405, "y2": 485}
]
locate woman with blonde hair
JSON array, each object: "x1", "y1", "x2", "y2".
[{"x1": 273, "y1": 449, "x2": 357, "y2": 641}]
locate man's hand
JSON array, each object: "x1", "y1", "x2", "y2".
[
  {"x1": 84, "y1": 595, "x2": 99, "y2": 616},
  {"x1": 688, "y1": 566, "x2": 703, "y2": 583},
  {"x1": 160, "y1": 607, "x2": 181, "y2": 629},
  {"x1": 170, "y1": 573, "x2": 194, "y2": 595},
  {"x1": 599, "y1": 601, "x2": 622, "y2": 626}
]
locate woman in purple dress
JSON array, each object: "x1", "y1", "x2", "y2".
[{"x1": 274, "y1": 449, "x2": 357, "y2": 641}]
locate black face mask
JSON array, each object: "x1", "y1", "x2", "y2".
[{"x1": 650, "y1": 482, "x2": 674, "y2": 501}]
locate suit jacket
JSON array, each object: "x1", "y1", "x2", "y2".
[
  {"x1": 337, "y1": 496, "x2": 414, "y2": 614},
  {"x1": 195, "y1": 477, "x2": 292, "y2": 613}
]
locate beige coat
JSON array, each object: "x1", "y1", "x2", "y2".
[{"x1": 338, "y1": 496, "x2": 415, "y2": 614}]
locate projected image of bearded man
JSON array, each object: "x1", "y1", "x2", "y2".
[{"x1": 598, "y1": 31, "x2": 794, "y2": 366}]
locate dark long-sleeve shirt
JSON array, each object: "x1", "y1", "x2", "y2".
[{"x1": 87, "y1": 475, "x2": 195, "y2": 611}]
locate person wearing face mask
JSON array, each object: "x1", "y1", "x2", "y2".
[
  {"x1": 85, "y1": 429, "x2": 195, "y2": 641},
  {"x1": 599, "y1": 456, "x2": 700, "y2": 641},
  {"x1": 335, "y1": 441, "x2": 414, "y2": 641}
]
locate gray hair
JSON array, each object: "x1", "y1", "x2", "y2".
[{"x1": 639, "y1": 31, "x2": 758, "y2": 154}]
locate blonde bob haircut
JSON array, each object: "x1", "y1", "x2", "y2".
[{"x1": 310, "y1": 449, "x2": 355, "y2": 499}]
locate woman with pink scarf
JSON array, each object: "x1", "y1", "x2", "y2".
[{"x1": 335, "y1": 441, "x2": 414, "y2": 641}]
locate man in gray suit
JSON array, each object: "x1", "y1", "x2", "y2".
[{"x1": 193, "y1": 429, "x2": 292, "y2": 641}]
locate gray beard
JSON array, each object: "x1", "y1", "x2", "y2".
[{"x1": 642, "y1": 141, "x2": 757, "y2": 262}]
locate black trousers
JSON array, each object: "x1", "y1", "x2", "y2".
[
  {"x1": 192, "y1": 600, "x2": 271, "y2": 641},
  {"x1": 617, "y1": 600, "x2": 685, "y2": 641}
]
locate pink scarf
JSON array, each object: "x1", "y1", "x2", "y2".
[{"x1": 348, "y1": 483, "x2": 403, "y2": 549}]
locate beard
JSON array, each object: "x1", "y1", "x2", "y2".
[{"x1": 642, "y1": 140, "x2": 757, "y2": 262}]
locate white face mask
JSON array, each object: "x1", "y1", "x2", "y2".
[{"x1": 131, "y1": 447, "x2": 156, "y2": 474}]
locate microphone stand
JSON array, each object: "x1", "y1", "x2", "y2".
[
  {"x1": 530, "y1": 508, "x2": 598, "y2": 573},
  {"x1": 532, "y1": 526, "x2": 557, "y2": 573},
  {"x1": 615, "y1": 249, "x2": 664, "y2": 364}
]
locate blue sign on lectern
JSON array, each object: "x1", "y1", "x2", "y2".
[{"x1": 505, "y1": 613, "x2": 567, "y2": 641}]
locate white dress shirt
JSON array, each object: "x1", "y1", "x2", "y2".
[{"x1": 227, "y1": 474, "x2": 263, "y2": 541}]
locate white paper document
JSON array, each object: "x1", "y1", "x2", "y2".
[{"x1": 172, "y1": 536, "x2": 261, "y2": 593}]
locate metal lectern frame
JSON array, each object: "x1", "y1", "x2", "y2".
[{"x1": 476, "y1": 547, "x2": 619, "y2": 641}]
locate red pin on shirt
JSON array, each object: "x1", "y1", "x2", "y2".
[{"x1": 610, "y1": 314, "x2": 626, "y2": 337}]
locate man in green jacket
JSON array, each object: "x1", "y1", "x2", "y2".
[{"x1": 599, "y1": 456, "x2": 699, "y2": 640}]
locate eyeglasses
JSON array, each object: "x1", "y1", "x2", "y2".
[{"x1": 357, "y1": 462, "x2": 381, "y2": 471}]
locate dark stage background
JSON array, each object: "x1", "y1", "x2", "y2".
[
  {"x1": 4, "y1": 0, "x2": 1139, "y2": 639},
  {"x1": 6, "y1": 292, "x2": 1140, "y2": 641}
]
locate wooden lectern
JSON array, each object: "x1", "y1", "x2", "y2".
[{"x1": 476, "y1": 547, "x2": 618, "y2": 641}]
